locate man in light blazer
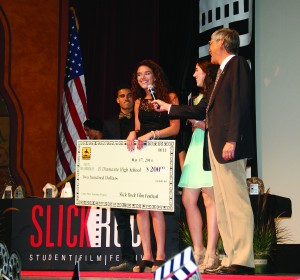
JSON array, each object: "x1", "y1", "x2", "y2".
[
  {"x1": 153, "y1": 28, "x2": 255, "y2": 275},
  {"x1": 103, "y1": 84, "x2": 137, "y2": 271}
]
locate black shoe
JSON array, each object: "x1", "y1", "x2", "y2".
[
  {"x1": 208, "y1": 264, "x2": 254, "y2": 275},
  {"x1": 109, "y1": 260, "x2": 136, "y2": 272}
]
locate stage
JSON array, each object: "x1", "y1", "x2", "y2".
[
  {"x1": 21, "y1": 270, "x2": 300, "y2": 280},
  {"x1": 1, "y1": 196, "x2": 297, "y2": 280}
]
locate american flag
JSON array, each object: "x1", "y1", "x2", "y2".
[{"x1": 56, "y1": 10, "x2": 88, "y2": 183}]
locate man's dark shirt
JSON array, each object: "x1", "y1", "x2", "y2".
[{"x1": 102, "y1": 114, "x2": 134, "y2": 140}]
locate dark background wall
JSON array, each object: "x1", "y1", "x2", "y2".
[{"x1": 75, "y1": 0, "x2": 199, "y2": 119}]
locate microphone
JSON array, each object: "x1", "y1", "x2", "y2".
[{"x1": 148, "y1": 84, "x2": 160, "y2": 109}]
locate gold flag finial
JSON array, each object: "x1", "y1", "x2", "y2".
[{"x1": 69, "y1": 7, "x2": 79, "y2": 31}]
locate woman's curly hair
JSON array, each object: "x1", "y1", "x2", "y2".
[{"x1": 131, "y1": 59, "x2": 171, "y2": 102}]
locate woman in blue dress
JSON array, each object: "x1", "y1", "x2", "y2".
[{"x1": 178, "y1": 59, "x2": 220, "y2": 272}]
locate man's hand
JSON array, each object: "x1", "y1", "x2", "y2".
[
  {"x1": 151, "y1": 99, "x2": 171, "y2": 112},
  {"x1": 222, "y1": 141, "x2": 236, "y2": 161}
]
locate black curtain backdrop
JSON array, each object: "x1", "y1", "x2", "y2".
[
  {"x1": 158, "y1": 0, "x2": 199, "y2": 95},
  {"x1": 75, "y1": 0, "x2": 199, "y2": 120}
]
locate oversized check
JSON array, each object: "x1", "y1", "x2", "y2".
[{"x1": 75, "y1": 139, "x2": 175, "y2": 212}]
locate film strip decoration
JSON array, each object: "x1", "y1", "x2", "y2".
[
  {"x1": 154, "y1": 246, "x2": 201, "y2": 280},
  {"x1": 198, "y1": 0, "x2": 253, "y2": 59}
]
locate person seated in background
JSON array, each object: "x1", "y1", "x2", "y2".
[
  {"x1": 65, "y1": 117, "x2": 103, "y2": 193},
  {"x1": 83, "y1": 118, "x2": 103, "y2": 139}
]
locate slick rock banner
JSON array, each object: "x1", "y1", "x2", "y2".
[
  {"x1": 7, "y1": 198, "x2": 180, "y2": 271},
  {"x1": 10, "y1": 199, "x2": 143, "y2": 271},
  {"x1": 198, "y1": 0, "x2": 257, "y2": 174}
]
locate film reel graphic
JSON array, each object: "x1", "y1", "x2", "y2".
[
  {"x1": 0, "y1": 241, "x2": 9, "y2": 276},
  {"x1": 0, "y1": 242, "x2": 21, "y2": 280},
  {"x1": 8, "y1": 252, "x2": 21, "y2": 280}
]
